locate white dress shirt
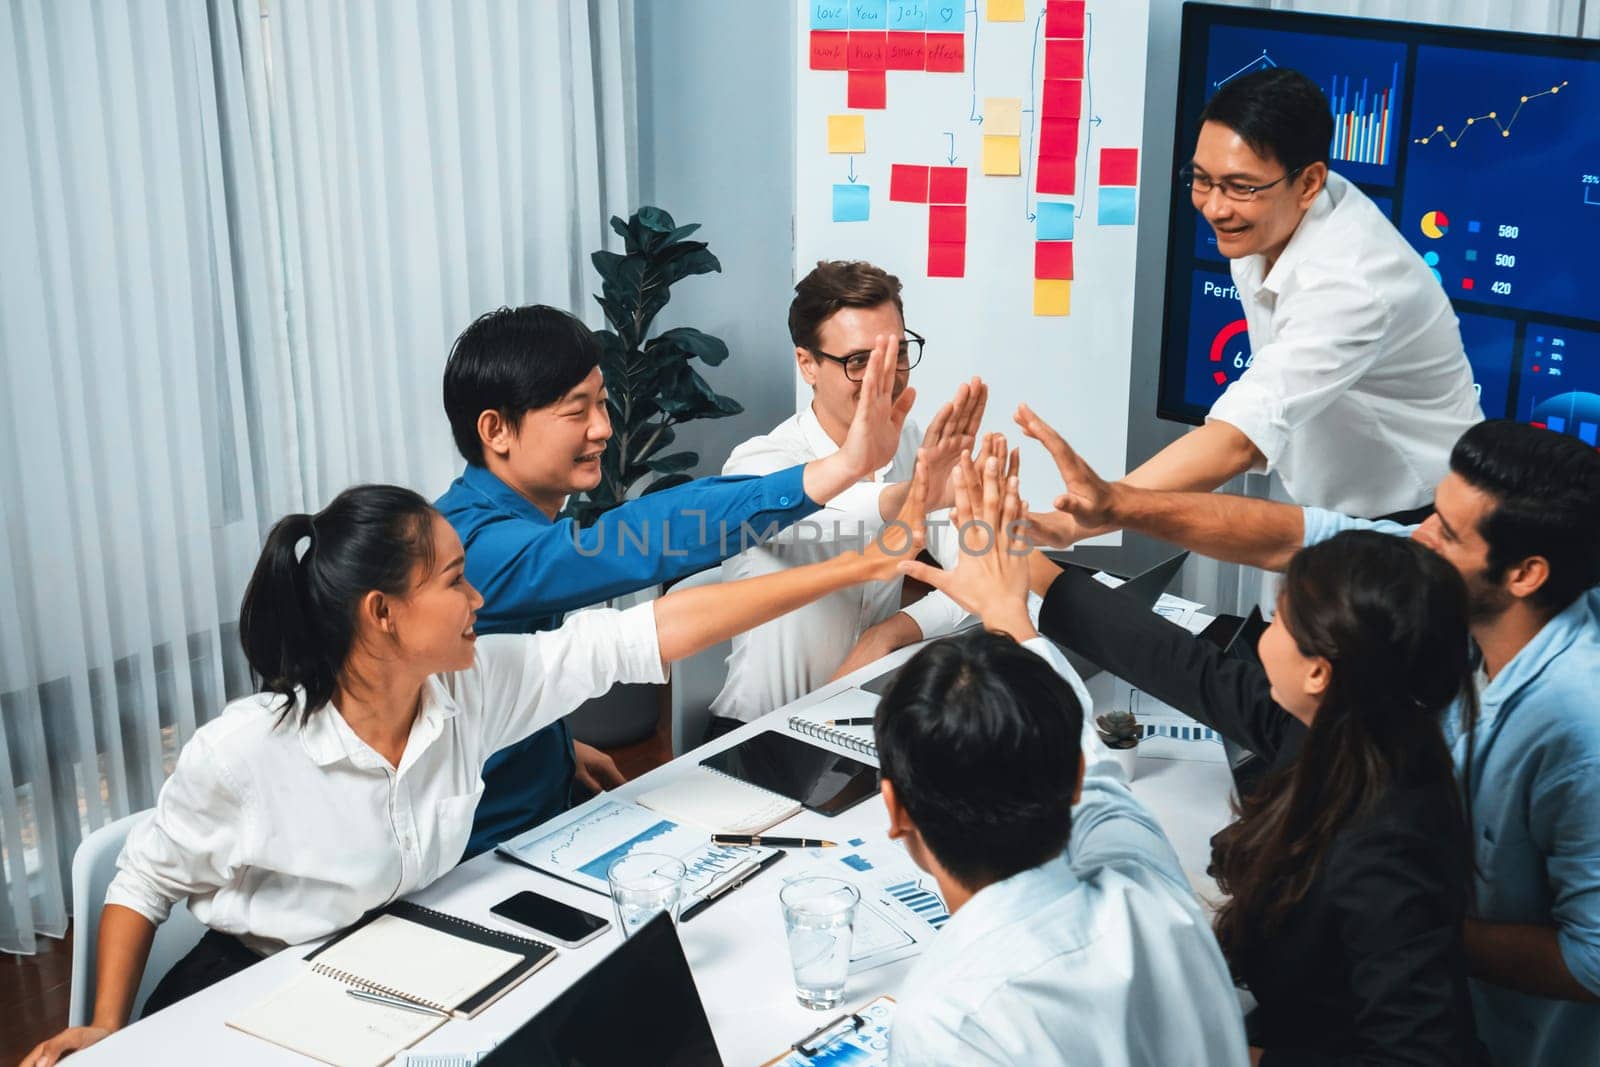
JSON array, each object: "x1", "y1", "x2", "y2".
[
  {"x1": 709, "y1": 405, "x2": 972, "y2": 722},
  {"x1": 890, "y1": 639, "x2": 1249, "y2": 1067},
  {"x1": 104, "y1": 605, "x2": 665, "y2": 954},
  {"x1": 1208, "y1": 171, "x2": 1482, "y2": 517}
]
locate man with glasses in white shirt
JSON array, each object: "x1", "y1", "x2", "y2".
[{"x1": 1034, "y1": 67, "x2": 1480, "y2": 534}]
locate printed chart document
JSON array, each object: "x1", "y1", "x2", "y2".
[
  {"x1": 785, "y1": 840, "x2": 949, "y2": 973},
  {"x1": 498, "y1": 799, "x2": 779, "y2": 900}
]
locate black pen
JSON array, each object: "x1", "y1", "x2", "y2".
[
  {"x1": 825, "y1": 717, "x2": 874, "y2": 726},
  {"x1": 712, "y1": 834, "x2": 837, "y2": 848},
  {"x1": 680, "y1": 851, "x2": 786, "y2": 922}
]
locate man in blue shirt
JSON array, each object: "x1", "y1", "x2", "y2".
[
  {"x1": 1015, "y1": 410, "x2": 1600, "y2": 1066},
  {"x1": 437, "y1": 305, "x2": 976, "y2": 859}
]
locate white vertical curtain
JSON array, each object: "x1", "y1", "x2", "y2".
[{"x1": 0, "y1": 0, "x2": 635, "y2": 956}]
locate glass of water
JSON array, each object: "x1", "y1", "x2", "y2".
[
  {"x1": 607, "y1": 852, "x2": 685, "y2": 940},
  {"x1": 780, "y1": 877, "x2": 859, "y2": 1010}
]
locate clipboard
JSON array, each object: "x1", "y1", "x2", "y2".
[{"x1": 760, "y1": 995, "x2": 896, "y2": 1066}]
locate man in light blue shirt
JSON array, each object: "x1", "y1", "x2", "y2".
[
  {"x1": 1016, "y1": 411, "x2": 1600, "y2": 1066},
  {"x1": 871, "y1": 545, "x2": 1247, "y2": 1065}
]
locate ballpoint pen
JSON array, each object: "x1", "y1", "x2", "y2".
[
  {"x1": 824, "y1": 717, "x2": 874, "y2": 726},
  {"x1": 711, "y1": 834, "x2": 837, "y2": 848},
  {"x1": 346, "y1": 987, "x2": 449, "y2": 1017}
]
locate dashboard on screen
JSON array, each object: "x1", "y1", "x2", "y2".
[{"x1": 1158, "y1": 4, "x2": 1600, "y2": 450}]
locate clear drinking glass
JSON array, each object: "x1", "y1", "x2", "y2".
[
  {"x1": 606, "y1": 852, "x2": 686, "y2": 940},
  {"x1": 779, "y1": 876, "x2": 859, "y2": 1010}
]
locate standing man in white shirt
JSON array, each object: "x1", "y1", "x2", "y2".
[
  {"x1": 705, "y1": 260, "x2": 984, "y2": 732},
  {"x1": 1044, "y1": 68, "x2": 1480, "y2": 532}
]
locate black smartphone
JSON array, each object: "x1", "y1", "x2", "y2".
[{"x1": 490, "y1": 890, "x2": 611, "y2": 949}]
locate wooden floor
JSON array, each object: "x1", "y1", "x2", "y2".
[{"x1": 0, "y1": 710, "x2": 676, "y2": 1062}]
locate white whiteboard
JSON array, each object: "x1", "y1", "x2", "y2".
[{"x1": 795, "y1": 0, "x2": 1151, "y2": 541}]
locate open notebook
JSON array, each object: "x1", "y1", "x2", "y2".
[{"x1": 228, "y1": 902, "x2": 554, "y2": 1067}]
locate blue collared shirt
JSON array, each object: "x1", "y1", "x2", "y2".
[
  {"x1": 1304, "y1": 507, "x2": 1600, "y2": 1066},
  {"x1": 436, "y1": 462, "x2": 820, "y2": 858}
]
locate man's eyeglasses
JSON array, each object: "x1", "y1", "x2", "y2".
[
  {"x1": 809, "y1": 329, "x2": 926, "y2": 381},
  {"x1": 1179, "y1": 163, "x2": 1304, "y2": 202}
]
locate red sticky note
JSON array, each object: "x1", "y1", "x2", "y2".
[
  {"x1": 1044, "y1": 39, "x2": 1084, "y2": 80},
  {"x1": 890, "y1": 164, "x2": 930, "y2": 202},
  {"x1": 810, "y1": 31, "x2": 849, "y2": 71},
  {"x1": 1043, "y1": 79, "x2": 1083, "y2": 118},
  {"x1": 928, "y1": 241, "x2": 966, "y2": 278},
  {"x1": 1045, "y1": 0, "x2": 1086, "y2": 39},
  {"x1": 929, "y1": 205, "x2": 967, "y2": 244},
  {"x1": 847, "y1": 70, "x2": 887, "y2": 109},
  {"x1": 928, "y1": 166, "x2": 967, "y2": 204},
  {"x1": 1100, "y1": 148, "x2": 1139, "y2": 186},
  {"x1": 925, "y1": 33, "x2": 965, "y2": 73},
  {"x1": 886, "y1": 31, "x2": 926, "y2": 70},
  {"x1": 1035, "y1": 241, "x2": 1074, "y2": 280},
  {"x1": 848, "y1": 31, "x2": 887, "y2": 71},
  {"x1": 1039, "y1": 117, "x2": 1080, "y2": 158},
  {"x1": 1037, "y1": 155, "x2": 1077, "y2": 195}
]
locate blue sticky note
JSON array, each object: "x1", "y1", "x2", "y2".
[
  {"x1": 887, "y1": 1, "x2": 927, "y2": 30},
  {"x1": 810, "y1": 1, "x2": 849, "y2": 30},
  {"x1": 1036, "y1": 202, "x2": 1075, "y2": 240},
  {"x1": 833, "y1": 183, "x2": 871, "y2": 222},
  {"x1": 1098, "y1": 187, "x2": 1137, "y2": 226},
  {"x1": 926, "y1": 1, "x2": 963, "y2": 32},
  {"x1": 849, "y1": 0, "x2": 887, "y2": 28}
]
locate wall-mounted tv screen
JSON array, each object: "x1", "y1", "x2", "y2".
[{"x1": 1159, "y1": 3, "x2": 1600, "y2": 449}]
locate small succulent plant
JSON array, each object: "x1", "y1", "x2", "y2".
[{"x1": 1096, "y1": 710, "x2": 1141, "y2": 750}]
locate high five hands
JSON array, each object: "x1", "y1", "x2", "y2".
[{"x1": 1014, "y1": 402, "x2": 1121, "y2": 549}]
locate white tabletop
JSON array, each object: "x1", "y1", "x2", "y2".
[{"x1": 71, "y1": 643, "x2": 1235, "y2": 1066}]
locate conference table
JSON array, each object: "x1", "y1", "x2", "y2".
[{"x1": 70, "y1": 641, "x2": 1235, "y2": 1066}]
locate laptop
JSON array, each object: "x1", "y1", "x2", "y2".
[
  {"x1": 859, "y1": 551, "x2": 1191, "y2": 695},
  {"x1": 480, "y1": 912, "x2": 724, "y2": 1067}
]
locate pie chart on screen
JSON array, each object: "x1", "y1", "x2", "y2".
[{"x1": 1420, "y1": 210, "x2": 1450, "y2": 239}]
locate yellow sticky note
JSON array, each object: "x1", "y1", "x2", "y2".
[
  {"x1": 988, "y1": 0, "x2": 1025, "y2": 21},
  {"x1": 985, "y1": 97, "x2": 1022, "y2": 136},
  {"x1": 982, "y1": 134, "x2": 1021, "y2": 176},
  {"x1": 1034, "y1": 279, "x2": 1072, "y2": 316},
  {"x1": 827, "y1": 114, "x2": 866, "y2": 154}
]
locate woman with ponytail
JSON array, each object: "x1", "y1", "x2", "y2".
[{"x1": 23, "y1": 463, "x2": 930, "y2": 1065}]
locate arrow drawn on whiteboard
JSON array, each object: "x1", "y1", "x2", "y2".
[
  {"x1": 944, "y1": 132, "x2": 957, "y2": 165},
  {"x1": 967, "y1": 5, "x2": 983, "y2": 123},
  {"x1": 847, "y1": 155, "x2": 858, "y2": 183},
  {"x1": 1024, "y1": 7, "x2": 1044, "y2": 220}
]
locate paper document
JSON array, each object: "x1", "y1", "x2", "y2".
[{"x1": 785, "y1": 841, "x2": 949, "y2": 973}]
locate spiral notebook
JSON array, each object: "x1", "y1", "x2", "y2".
[
  {"x1": 787, "y1": 687, "x2": 881, "y2": 758},
  {"x1": 227, "y1": 901, "x2": 555, "y2": 1067}
]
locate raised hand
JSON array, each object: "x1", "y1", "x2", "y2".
[
  {"x1": 920, "y1": 377, "x2": 987, "y2": 510},
  {"x1": 836, "y1": 333, "x2": 918, "y2": 479},
  {"x1": 1014, "y1": 403, "x2": 1119, "y2": 547},
  {"x1": 859, "y1": 448, "x2": 930, "y2": 580}
]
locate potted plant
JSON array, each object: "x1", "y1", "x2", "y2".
[
  {"x1": 562, "y1": 207, "x2": 745, "y2": 747},
  {"x1": 1095, "y1": 708, "x2": 1141, "y2": 781}
]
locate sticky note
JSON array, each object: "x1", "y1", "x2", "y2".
[
  {"x1": 985, "y1": 97, "x2": 1022, "y2": 136},
  {"x1": 928, "y1": 166, "x2": 967, "y2": 204},
  {"x1": 1036, "y1": 202, "x2": 1076, "y2": 240},
  {"x1": 849, "y1": 0, "x2": 887, "y2": 28},
  {"x1": 1043, "y1": 79, "x2": 1083, "y2": 118},
  {"x1": 929, "y1": 205, "x2": 967, "y2": 243},
  {"x1": 1035, "y1": 241, "x2": 1074, "y2": 280},
  {"x1": 1039, "y1": 117, "x2": 1079, "y2": 157},
  {"x1": 982, "y1": 134, "x2": 1021, "y2": 176},
  {"x1": 987, "y1": 0, "x2": 1025, "y2": 20},
  {"x1": 1034, "y1": 279, "x2": 1072, "y2": 316},
  {"x1": 1100, "y1": 148, "x2": 1139, "y2": 186},
  {"x1": 849, "y1": 30, "x2": 887, "y2": 70},
  {"x1": 890, "y1": 164, "x2": 930, "y2": 203},
  {"x1": 1037, "y1": 155, "x2": 1076, "y2": 196},
  {"x1": 811, "y1": 1, "x2": 849, "y2": 30},
  {"x1": 926, "y1": 2, "x2": 963, "y2": 32},
  {"x1": 928, "y1": 241, "x2": 966, "y2": 277},
  {"x1": 887, "y1": 1, "x2": 926, "y2": 30},
  {"x1": 828, "y1": 114, "x2": 867, "y2": 154},
  {"x1": 848, "y1": 70, "x2": 887, "y2": 109},
  {"x1": 1044, "y1": 39, "x2": 1084, "y2": 80},
  {"x1": 810, "y1": 31, "x2": 849, "y2": 70},
  {"x1": 886, "y1": 31, "x2": 926, "y2": 69},
  {"x1": 925, "y1": 33, "x2": 964, "y2": 72},
  {"x1": 1045, "y1": 0, "x2": 1086, "y2": 40},
  {"x1": 1098, "y1": 186, "x2": 1137, "y2": 226},
  {"x1": 833, "y1": 183, "x2": 871, "y2": 222}
]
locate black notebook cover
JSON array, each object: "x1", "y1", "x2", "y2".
[{"x1": 306, "y1": 899, "x2": 557, "y2": 1017}]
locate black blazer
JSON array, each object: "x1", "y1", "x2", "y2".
[{"x1": 1039, "y1": 566, "x2": 1485, "y2": 1066}]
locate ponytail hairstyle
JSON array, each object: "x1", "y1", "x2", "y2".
[
  {"x1": 1212, "y1": 531, "x2": 1478, "y2": 964},
  {"x1": 238, "y1": 485, "x2": 439, "y2": 724}
]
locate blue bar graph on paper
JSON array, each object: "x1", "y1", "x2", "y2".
[
  {"x1": 885, "y1": 879, "x2": 950, "y2": 928},
  {"x1": 576, "y1": 819, "x2": 675, "y2": 882}
]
